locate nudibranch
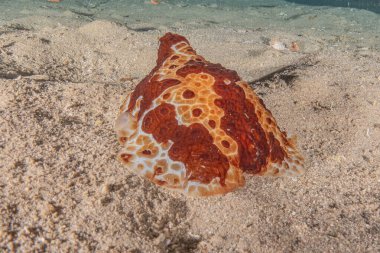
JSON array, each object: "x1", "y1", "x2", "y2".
[{"x1": 115, "y1": 33, "x2": 304, "y2": 196}]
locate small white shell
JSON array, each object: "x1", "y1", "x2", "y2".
[{"x1": 270, "y1": 39, "x2": 287, "y2": 51}]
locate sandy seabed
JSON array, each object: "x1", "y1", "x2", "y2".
[{"x1": 0, "y1": 3, "x2": 380, "y2": 252}]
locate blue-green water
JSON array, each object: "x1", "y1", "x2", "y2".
[
  {"x1": 150, "y1": 0, "x2": 380, "y2": 12},
  {"x1": 69, "y1": 0, "x2": 380, "y2": 12},
  {"x1": 287, "y1": 0, "x2": 380, "y2": 13},
  {"x1": 56, "y1": 0, "x2": 380, "y2": 13},
  {"x1": 0, "y1": 0, "x2": 379, "y2": 51}
]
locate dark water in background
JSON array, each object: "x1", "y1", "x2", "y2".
[
  {"x1": 151, "y1": 0, "x2": 380, "y2": 13},
  {"x1": 0, "y1": 0, "x2": 379, "y2": 37},
  {"x1": 71, "y1": 0, "x2": 380, "y2": 13},
  {"x1": 286, "y1": 0, "x2": 380, "y2": 13}
]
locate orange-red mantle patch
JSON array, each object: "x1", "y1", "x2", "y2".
[{"x1": 115, "y1": 33, "x2": 304, "y2": 196}]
